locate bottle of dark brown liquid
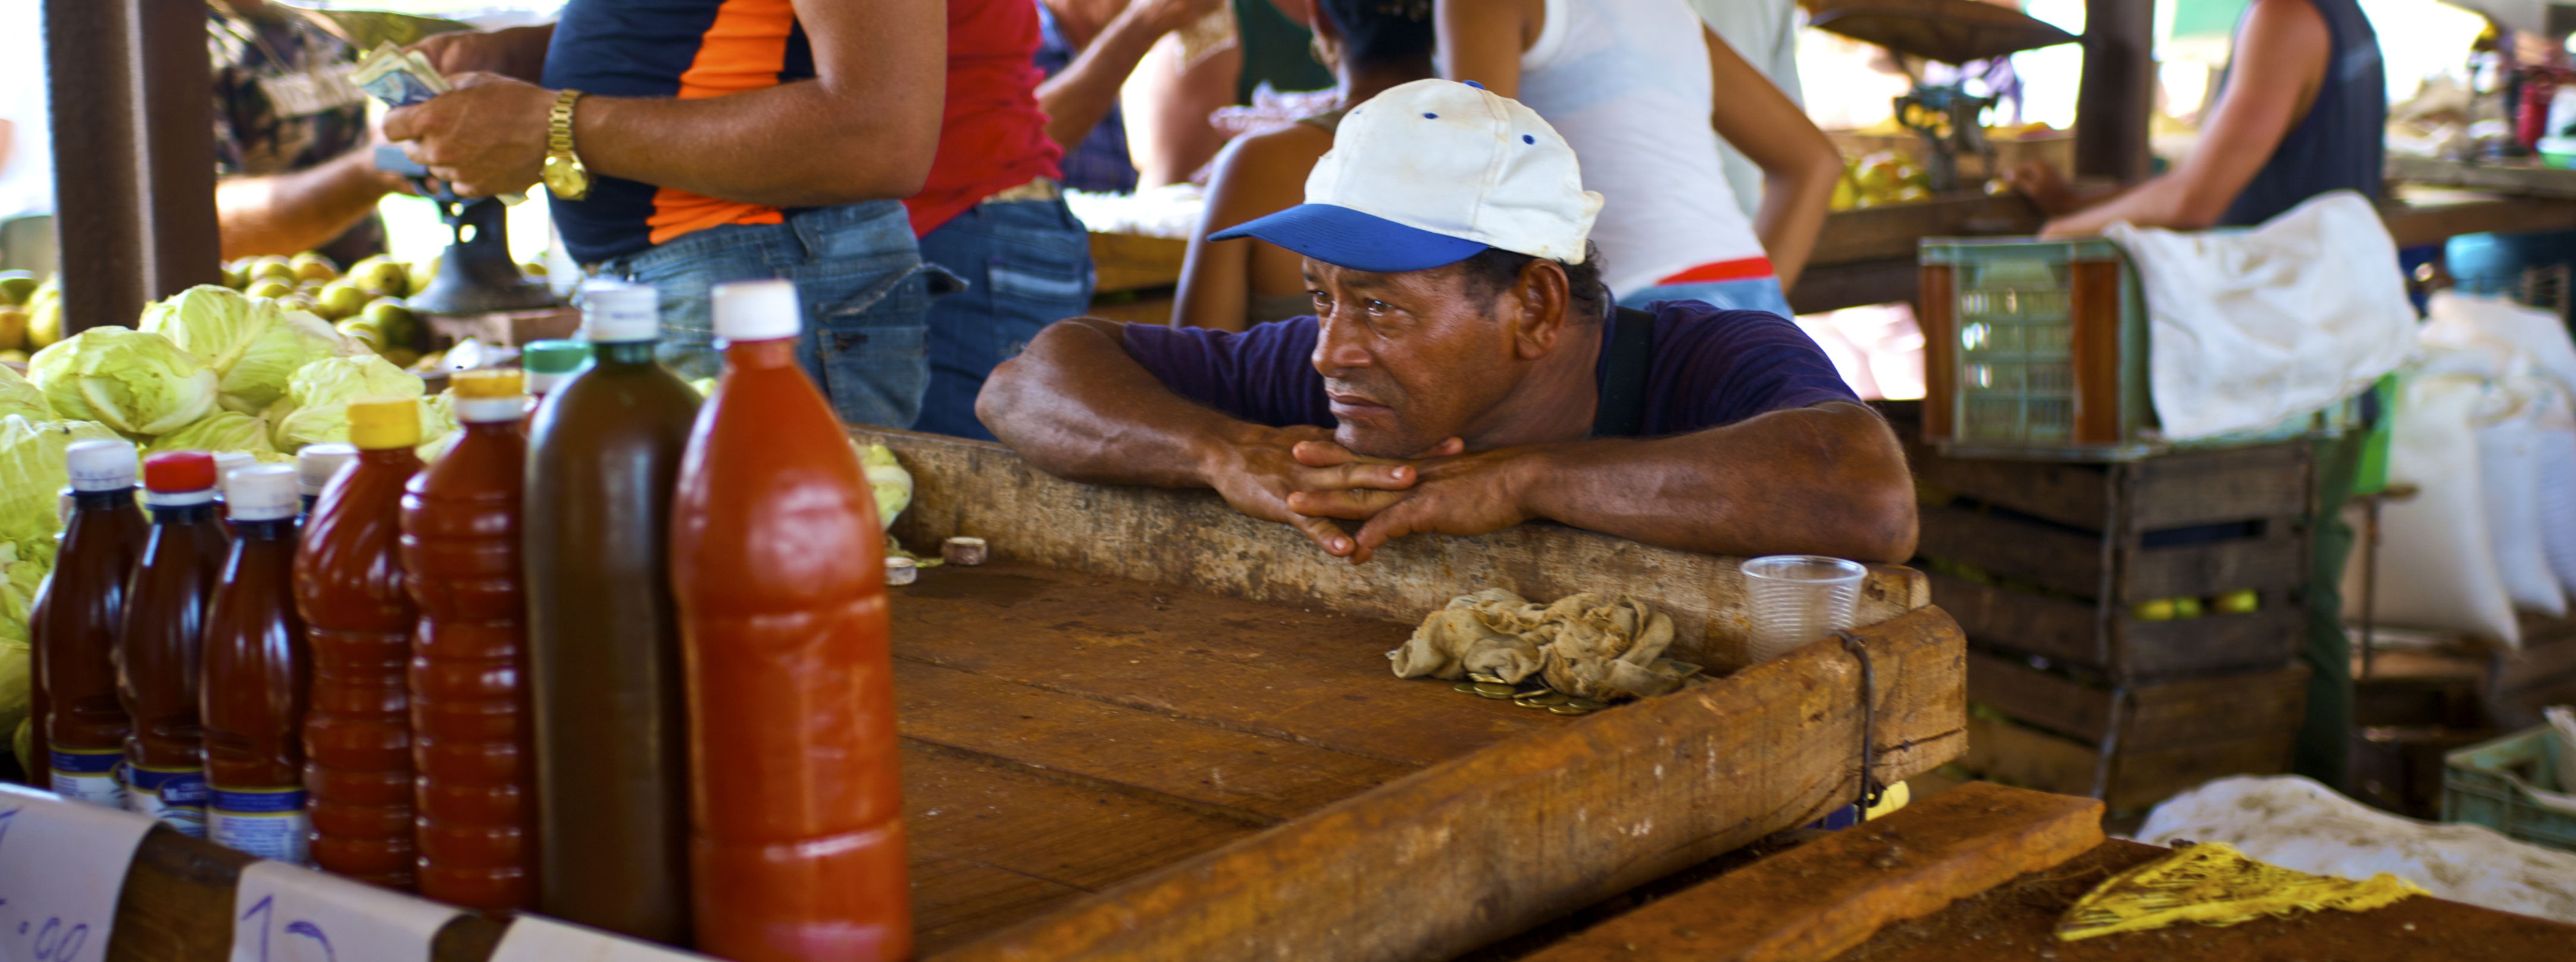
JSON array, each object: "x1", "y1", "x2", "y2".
[
  {"x1": 120, "y1": 451, "x2": 233, "y2": 835},
  {"x1": 36, "y1": 439, "x2": 148, "y2": 808},
  {"x1": 201, "y1": 464, "x2": 312, "y2": 863},
  {"x1": 524, "y1": 280, "x2": 701, "y2": 941}
]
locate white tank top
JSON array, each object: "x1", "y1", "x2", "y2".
[{"x1": 1517, "y1": 0, "x2": 1767, "y2": 295}]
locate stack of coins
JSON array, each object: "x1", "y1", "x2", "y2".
[{"x1": 1448, "y1": 672, "x2": 1615, "y2": 716}]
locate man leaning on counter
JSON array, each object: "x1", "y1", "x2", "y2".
[{"x1": 979, "y1": 80, "x2": 1918, "y2": 567}]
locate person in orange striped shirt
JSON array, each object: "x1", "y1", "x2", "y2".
[{"x1": 393, "y1": 0, "x2": 948, "y2": 429}]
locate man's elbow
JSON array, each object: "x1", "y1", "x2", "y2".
[{"x1": 1839, "y1": 474, "x2": 1919, "y2": 564}]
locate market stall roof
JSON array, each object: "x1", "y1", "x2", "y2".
[{"x1": 1808, "y1": 0, "x2": 2078, "y2": 65}]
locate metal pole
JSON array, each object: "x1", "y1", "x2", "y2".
[
  {"x1": 2074, "y1": 0, "x2": 2156, "y2": 182},
  {"x1": 44, "y1": 0, "x2": 219, "y2": 336}
]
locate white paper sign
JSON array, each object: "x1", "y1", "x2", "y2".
[
  {"x1": 489, "y1": 915, "x2": 712, "y2": 962},
  {"x1": 0, "y1": 783, "x2": 158, "y2": 962},
  {"x1": 227, "y1": 861, "x2": 462, "y2": 962}
]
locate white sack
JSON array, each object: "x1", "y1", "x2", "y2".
[
  {"x1": 2475, "y1": 392, "x2": 2565, "y2": 615},
  {"x1": 2138, "y1": 775, "x2": 2576, "y2": 924},
  {"x1": 2106, "y1": 190, "x2": 2418, "y2": 440},
  {"x1": 2347, "y1": 370, "x2": 2521, "y2": 646},
  {"x1": 2539, "y1": 426, "x2": 2576, "y2": 598},
  {"x1": 2422, "y1": 291, "x2": 2576, "y2": 400}
]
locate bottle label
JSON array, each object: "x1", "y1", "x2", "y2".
[
  {"x1": 125, "y1": 764, "x2": 210, "y2": 837},
  {"x1": 210, "y1": 788, "x2": 313, "y2": 865},
  {"x1": 46, "y1": 745, "x2": 129, "y2": 809}
]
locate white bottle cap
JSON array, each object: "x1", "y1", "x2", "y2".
[
  {"x1": 712, "y1": 279, "x2": 801, "y2": 342},
  {"x1": 65, "y1": 439, "x2": 139, "y2": 492},
  {"x1": 295, "y1": 443, "x2": 358, "y2": 499},
  {"x1": 582, "y1": 278, "x2": 662, "y2": 342},
  {"x1": 223, "y1": 464, "x2": 299, "y2": 521},
  {"x1": 211, "y1": 451, "x2": 257, "y2": 484}
]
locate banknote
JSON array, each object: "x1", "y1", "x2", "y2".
[{"x1": 351, "y1": 41, "x2": 450, "y2": 108}]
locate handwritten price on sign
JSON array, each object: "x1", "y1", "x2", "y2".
[
  {"x1": 0, "y1": 787, "x2": 158, "y2": 962},
  {"x1": 224, "y1": 861, "x2": 459, "y2": 962},
  {"x1": 237, "y1": 895, "x2": 338, "y2": 962}
]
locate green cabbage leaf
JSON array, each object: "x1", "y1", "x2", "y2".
[
  {"x1": 0, "y1": 416, "x2": 123, "y2": 545},
  {"x1": 149, "y1": 410, "x2": 284, "y2": 461},
  {"x1": 0, "y1": 364, "x2": 51, "y2": 421},
  {"x1": 27, "y1": 327, "x2": 219, "y2": 435}
]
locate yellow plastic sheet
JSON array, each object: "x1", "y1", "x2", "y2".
[{"x1": 2055, "y1": 841, "x2": 2427, "y2": 942}]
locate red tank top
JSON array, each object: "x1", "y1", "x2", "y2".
[{"x1": 903, "y1": 0, "x2": 1064, "y2": 237}]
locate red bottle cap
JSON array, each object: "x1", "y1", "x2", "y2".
[{"x1": 142, "y1": 451, "x2": 219, "y2": 493}]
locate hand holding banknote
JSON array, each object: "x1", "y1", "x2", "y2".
[{"x1": 382, "y1": 71, "x2": 557, "y2": 199}]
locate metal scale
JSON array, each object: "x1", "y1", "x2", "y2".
[{"x1": 1808, "y1": 0, "x2": 2078, "y2": 192}]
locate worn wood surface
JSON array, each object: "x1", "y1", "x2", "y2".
[
  {"x1": 1830, "y1": 838, "x2": 2576, "y2": 960},
  {"x1": 1934, "y1": 573, "x2": 2308, "y2": 679},
  {"x1": 933, "y1": 604, "x2": 1965, "y2": 962},
  {"x1": 1511, "y1": 783, "x2": 2104, "y2": 962},
  {"x1": 1962, "y1": 716, "x2": 2296, "y2": 813},
  {"x1": 861, "y1": 428, "x2": 1928, "y2": 671},
  {"x1": 1088, "y1": 232, "x2": 1189, "y2": 294},
  {"x1": 1967, "y1": 653, "x2": 2309, "y2": 751}
]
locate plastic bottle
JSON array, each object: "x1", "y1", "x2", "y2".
[
  {"x1": 519, "y1": 340, "x2": 592, "y2": 399},
  {"x1": 201, "y1": 465, "x2": 312, "y2": 863},
  {"x1": 295, "y1": 443, "x2": 357, "y2": 519},
  {"x1": 36, "y1": 439, "x2": 148, "y2": 809},
  {"x1": 671, "y1": 279, "x2": 909, "y2": 961},
  {"x1": 401, "y1": 369, "x2": 536, "y2": 911},
  {"x1": 118, "y1": 451, "x2": 233, "y2": 835},
  {"x1": 524, "y1": 280, "x2": 699, "y2": 940},
  {"x1": 298, "y1": 399, "x2": 424, "y2": 889}
]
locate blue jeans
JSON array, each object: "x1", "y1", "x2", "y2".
[
  {"x1": 598, "y1": 199, "x2": 952, "y2": 429},
  {"x1": 914, "y1": 197, "x2": 1096, "y2": 439},
  {"x1": 1615, "y1": 275, "x2": 1795, "y2": 317}
]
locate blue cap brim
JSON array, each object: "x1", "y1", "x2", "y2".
[{"x1": 1208, "y1": 204, "x2": 1489, "y2": 273}]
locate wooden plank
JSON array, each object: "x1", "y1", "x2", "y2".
[
  {"x1": 1962, "y1": 716, "x2": 2296, "y2": 813},
  {"x1": 931, "y1": 605, "x2": 1967, "y2": 962},
  {"x1": 1833, "y1": 838, "x2": 2576, "y2": 961},
  {"x1": 1511, "y1": 783, "x2": 2103, "y2": 962},
  {"x1": 1918, "y1": 264, "x2": 1956, "y2": 440},
  {"x1": 2123, "y1": 443, "x2": 2311, "y2": 530},
  {"x1": 1928, "y1": 572, "x2": 2105, "y2": 667},
  {"x1": 2123, "y1": 526, "x2": 2308, "y2": 601},
  {"x1": 1088, "y1": 232, "x2": 1188, "y2": 294},
  {"x1": 1789, "y1": 257, "x2": 1921, "y2": 315},
  {"x1": 1909, "y1": 449, "x2": 2112, "y2": 532},
  {"x1": 2389, "y1": 155, "x2": 2576, "y2": 201},
  {"x1": 911, "y1": 855, "x2": 1090, "y2": 956},
  {"x1": 902, "y1": 747, "x2": 1266, "y2": 891},
  {"x1": 1917, "y1": 504, "x2": 2105, "y2": 599},
  {"x1": 889, "y1": 563, "x2": 1561, "y2": 767},
  {"x1": 2069, "y1": 260, "x2": 2124, "y2": 446},
  {"x1": 2380, "y1": 189, "x2": 2576, "y2": 247},
  {"x1": 862, "y1": 429, "x2": 1930, "y2": 671},
  {"x1": 1808, "y1": 194, "x2": 2043, "y2": 264},
  {"x1": 1968, "y1": 654, "x2": 2308, "y2": 751},
  {"x1": 893, "y1": 658, "x2": 1415, "y2": 822},
  {"x1": 2115, "y1": 602, "x2": 2308, "y2": 678}
]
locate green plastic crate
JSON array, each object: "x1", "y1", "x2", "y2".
[
  {"x1": 2441, "y1": 725, "x2": 2576, "y2": 852},
  {"x1": 1920, "y1": 237, "x2": 2153, "y2": 460}
]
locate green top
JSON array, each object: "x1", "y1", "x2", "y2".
[
  {"x1": 1232, "y1": 0, "x2": 1336, "y2": 104},
  {"x1": 521, "y1": 339, "x2": 595, "y2": 375}
]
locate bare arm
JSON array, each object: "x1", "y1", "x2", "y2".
[
  {"x1": 1037, "y1": 0, "x2": 1222, "y2": 151},
  {"x1": 2040, "y1": 0, "x2": 2328, "y2": 236},
  {"x1": 386, "y1": 0, "x2": 945, "y2": 204},
  {"x1": 1121, "y1": 37, "x2": 1240, "y2": 187},
  {"x1": 409, "y1": 24, "x2": 554, "y2": 82},
  {"x1": 1175, "y1": 124, "x2": 1332, "y2": 330},
  {"x1": 1706, "y1": 26, "x2": 1839, "y2": 289},
  {"x1": 1433, "y1": 0, "x2": 1540, "y2": 97},
  {"x1": 216, "y1": 146, "x2": 404, "y2": 260}
]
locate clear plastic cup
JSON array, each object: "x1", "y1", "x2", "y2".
[{"x1": 1742, "y1": 555, "x2": 1868, "y2": 663}]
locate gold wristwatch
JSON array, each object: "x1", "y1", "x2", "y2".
[{"x1": 542, "y1": 88, "x2": 590, "y2": 200}]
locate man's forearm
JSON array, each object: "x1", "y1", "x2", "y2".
[
  {"x1": 577, "y1": 77, "x2": 940, "y2": 207},
  {"x1": 217, "y1": 148, "x2": 398, "y2": 260},
  {"x1": 978, "y1": 318, "x2": 1250, "y2": 488},
  {"x1": 1513, "y1": 403, "x2": 1918, "y2": 562}
]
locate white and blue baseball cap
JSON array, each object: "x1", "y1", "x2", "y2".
[{"x1": 1210, "y1": 79, "x2": 1603, "y2": 273}]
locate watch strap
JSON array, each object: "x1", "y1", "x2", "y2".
[{"x1": 549, "y1": 89, "x2": 583, "y2": 158}]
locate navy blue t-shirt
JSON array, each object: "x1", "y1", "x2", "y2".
[{"x1": 1122, "y1": 301, "x2": 1858, "y2": 437}]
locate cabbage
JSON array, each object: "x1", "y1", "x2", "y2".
[
  {"x1": 0, "y1": 544, "x2": 42, "y2": 747},
  {"x1": 149, "y1": 410, "x2": 283, "y2": 461},
  {"x1": 140, "y1": 285, "x2": 264, "y2": 371},
  {"x1": 0, "y1": 416, "x2": 122, "y2": 545},
  {"x1": 0, "y1": 364, "x2": 50, "y2": 421},
  {"x1": 27, "y1": 327, "x2": 218, "y2": 435},
  {"x1": 858, "y1": 442, "x2": 912, "y2": 530},
  {"x1": 218, "y1": 307, "x2": 365, "y2": 413},
  {"x1": 274, "y1": 355, "x2": 429, "y2": 453}
]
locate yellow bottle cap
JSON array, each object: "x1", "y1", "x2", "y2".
[
  {"x1": 346, "y1": 398, "x2": 422, "y2": 449},
  {"x1": 449, "y1": 368, "x2": 526, "y2": 399}
]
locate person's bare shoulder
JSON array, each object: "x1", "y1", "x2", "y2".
[{"x1": 1205, "y1": 122, "x2": 1340, "y2": 223}]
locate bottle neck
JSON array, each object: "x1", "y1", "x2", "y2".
[
  {"x1": 146, "y1": 498, "x2": 218, "y2": 524},
  {"x1": 726, "y1": 336, "x2": 799, "y2": 370},
  {"x1": 229, "y1": 517, "x2": 296, "y2": 541},
  {"x1": 355, "y1": 446, "x2": 423, "y2": 470},
  {"x1": 71, "y1": 487, "x2": 136, "y2": 512},
  {"x1": 593, "y1": 339, "x2": 659, "y2": 366}
]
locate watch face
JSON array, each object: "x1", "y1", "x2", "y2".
[{"x1": 543, "y1": 155, "x2": 590, "y2": 200}]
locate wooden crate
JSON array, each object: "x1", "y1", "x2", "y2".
[
  {"x1": 1961, "y1": 654, "x2": 2309, "y2": 813},
  {"x1": 89, "y1": 429, "x2": 1968, "y2": 962},
  {"x1": 1906, "y1": 429, "x2": 2315, "y2": 682}
]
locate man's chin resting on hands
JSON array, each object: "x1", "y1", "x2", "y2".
[{"x1": 976, "y1": 79, "x2": 1917, "y2": 565}]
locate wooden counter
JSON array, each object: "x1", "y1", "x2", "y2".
[{"x1": 89, "y1": 430, "x2": 1968, "y2": 962}]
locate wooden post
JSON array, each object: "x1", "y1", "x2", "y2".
[
  {"x1": 2075, "y1": 0, "x2": 2156, "y2": 182},
  {"x1": 44, "y1": 0, "x2": 220, "y2": 336}
]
